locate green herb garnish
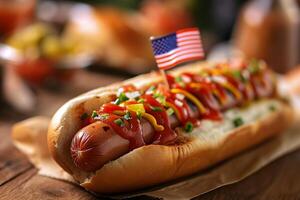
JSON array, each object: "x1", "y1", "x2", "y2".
[
  {"x1": 80, "y1": 113, "x2": 89, "y2": 120},
  {"x1": 153, "y1": 92, "x2": 160, "y2": 98},
  {"x1": 232, "y1": 70, "x2": 247, "y2": 83},
  {"x1": 175, "y1": 76, "x2": 183, "y2": 83},
  {"x1": 119, "y1": 92, "x2": 129, "y2": 101},
  {"x1": 123, "y1": 111, "x2": 132, "y2": 120},
  {"x1": 114, "y1": 118, "x2": 125, "y2": 127},
  {"x1": 91, "y1": 111, "x2": 98, "y2": 118},
  {"x1": 233, "y1": 117, "x2": 244, "y2": 127},
  {"x1": 147, "y1": 85, "x2": 156, "y2": 92},
  {"x1": 166, "y1": 108, "x2": 174, "y2": 116},
  {"x1": 150, "y1": 106, "x2": 163, "y2": 112},
  {"x1": 137, "y1": 98, "x2": 145, "y2": 103},
  {"x1": 114, "y1": 98, "x2": 121, "y2": 105},
  {"x1": 137, "y1": 111, "x2": 142, "y2": 120},
  {"x1": 154, "y1": 93, "x2": 166, "y2": 106},
  {"x1": 175, "y1": 76, "x2": 186, "y2": 87},
  {"x1": 114, "y1": 92, "x2": 129, "y2": 105},
  {"x1": 184, "y1": 122, "x2": 194, "y2": 132}
]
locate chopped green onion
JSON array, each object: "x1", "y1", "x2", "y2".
[
  {"x1": 154, "y1": 93, "x2": 166, "y2": 106},
  {"x1": 114, "y1": 118, "x2": 125, "y2": 127},
  {"x1": 119, "y1": 92, "x2": 129, "y2": 101},
  {"x1": 123, "y1": 111, "x2": 131, "y2": 120},
  {"x1": 137, "y1": 111, "x2": 142, "y2": 120},
  {"x1": 114, "y1": 92, "x2": 129, "y2": 105},
  {"x1": 175, "y1": 76, "x2": 183, "y2": 83},
  {"x1": 147, "y1": 86, "x2": 156, "y2": 92},
  {"x1": 150, "y1": 106, "x2": 163, "y2": 112},
  {"x1": 114, "y1": 98, "x2": 121, "y2": 105},
  {"x1": 80, "y1": 113, "x2": 88, "y2": 120},
  {"x1": 137, "y1": 98, "x2": 145, "y2": 103},
  {"x1": 91, "y1": 111, "x2": 98, "y2": 118},
  {"x1": 184, "y1": 122, "x2": 194, "y2": 133},
  {"x1": 166, "y1": 108, "x2": 174, "y2": 116},
  {"x1": 233, "y1": 117, "x2": 244, "y2": 127},
  {"x1": 232, "y1": 70, "x2": 242, "y2": 79},
  {"x1": 153, "y1": 92, "x2": 160, "y2": 98},
  {"x1": 232, "y1": 70, "x2": 247, "y2": 83}
]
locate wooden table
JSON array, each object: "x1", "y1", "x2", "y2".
[{"x1": 1, "y1": 70, "x2": 300, "y2": 200}]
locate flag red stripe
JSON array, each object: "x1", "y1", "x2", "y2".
[
  {"x1": 178, "y1": 40, "x2": 202, "y2": 46},
  {"x1": 177, "y1": 38, "x2": 200, "y2": 43},
  {"x1": 156, "y1": 49, "x2": 204, "y2": 63},
  {"x1": 158, "y1": 55, "x2": 204, "y2": 70},
  {"x1": 155, "y1": 44, "x2": 203, "y2": 59},
  {"x1": 157, "y1": 51, "x2": 204, "y2": 66},
  {"x1": 177, "y1": 33, "x2": 200, "y2": 38},
  {"x1": 176, "y1": 27, "x2": 199, "y2": 34},
  {"x1": 177, "y1": 31, "x2": 200, "y2": 37}
]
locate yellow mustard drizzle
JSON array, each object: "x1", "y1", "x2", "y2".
[
  {"x1": 141, "y1": 113, "x2": 164, "y2": 131},
  {"x1": 113, "y1": 111, "x2": 164, "y2": 132},
  {"x1": 189, "y1": 82, "x2": 227, "y2": 106},
  {"x1": 220, "y1": 82, "x2": 243, "y2": 100},
  {"x1": 171, "y1": 88, "x2": 207, "y2": 114},
  {"x1": 210, "y1": 66, "x2": 229, "y2": 75},
  {"x1": 165, "y1": 101, "x2": 181, "y2": 121}
]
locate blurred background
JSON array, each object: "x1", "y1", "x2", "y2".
[{"x1": 0, "y1": 0, "x2": 299, "y2": 116}]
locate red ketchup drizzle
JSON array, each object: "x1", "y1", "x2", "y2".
[
  {"x1": 142, "y1": 94, "x2": 177, "y2": 144},
  {"x1": 234, "y1": 72, "x2": 255, "y2": 102},
  {"x1": 178, "y1": 73, "x2": 222, "y2": 120},
  {"x1": 98, "y1": 103, "x2": 145, "y2": 150},
  {"x1": 222, "y1": 75, "x2": 245, "y2": 105},
  {"x1": 166, "y1": 74, "x2": 176, "y2": 85},
  {"x1": 187, "y1": 84, "x2": 222, "y2": 120},
  {"x1": 166, "y1": 93, "x2": 196, "y2": 126},
  {"x1": 101, "y1": 103, "x2": 126, "y2": 113},
  {"x1": 120, "y1": 84, "x2": 137, "y2": 92},
  {"x1": 80, "y1": 63, "x2": 276, "y2": 151},
  {"x1": 193, "y1": 73, "x2": 230, "y2": 110}
]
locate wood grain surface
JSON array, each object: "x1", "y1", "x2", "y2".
[{"x1": 0, "y1": 70, "x2": 299, "y2": 200}]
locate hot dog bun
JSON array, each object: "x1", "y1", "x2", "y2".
[{"x1": 48, "y1": 61, "x2": 292, "y2": 194}]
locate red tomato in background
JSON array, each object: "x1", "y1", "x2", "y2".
[
  {"x1": 0, "y1": 0, "x2": 35, "y2": 37},
  {"x1": 15, "y1": 59, "x2": 55, "y2": 84}
]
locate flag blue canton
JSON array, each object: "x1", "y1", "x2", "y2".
[{"x1": 151, "y1": 33, "x2": 177, "y2": 56}]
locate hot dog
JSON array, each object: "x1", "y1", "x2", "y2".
[{"x1": 48, "y1": 60, "x2": 292, "y2": 194}]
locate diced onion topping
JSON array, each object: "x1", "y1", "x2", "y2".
[{"x1": 125, "y1": 91, "x2": 140, "y2": 99}]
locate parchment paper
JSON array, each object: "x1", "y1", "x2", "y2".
[{"x1": 11, "y1": 115, "x2": 300, "y2": 200}]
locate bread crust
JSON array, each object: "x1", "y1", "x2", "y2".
[{"x1": 47, "y1": 61, "x2": 293, "y2": 194}]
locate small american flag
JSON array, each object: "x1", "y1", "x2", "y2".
[{"x1": 150, "y1": 27, "x2": 205, "y2": 70}]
